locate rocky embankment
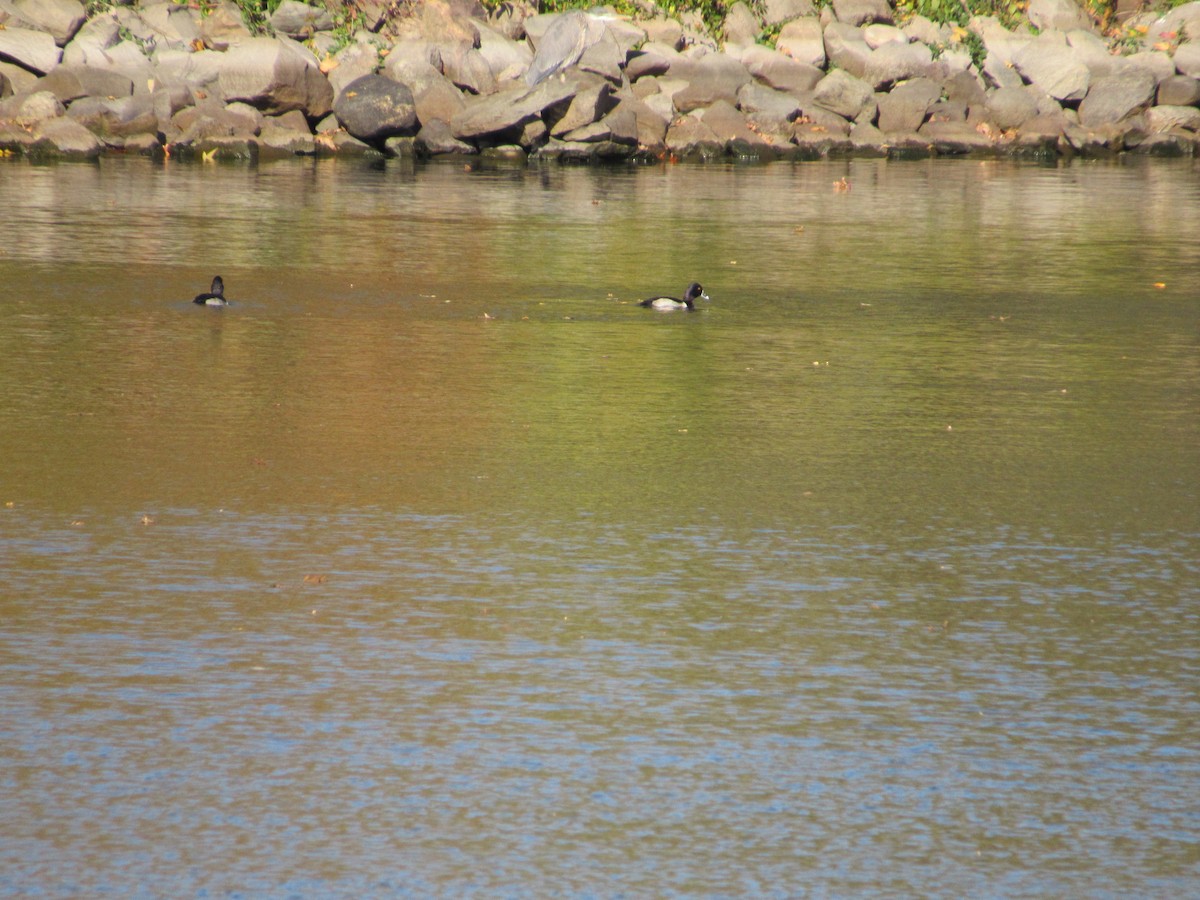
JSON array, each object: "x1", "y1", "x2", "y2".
[{"x1": 1, "y1": 0, "x2": 1198, "y2": 162}]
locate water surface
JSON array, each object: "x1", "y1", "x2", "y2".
[{"x1": 1, "y1": 156, "x2": 1198, "y2": 897}]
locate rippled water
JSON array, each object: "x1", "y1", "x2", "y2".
[{"x1": 1, "y1": 156, "x2": 1198, "y2": 897}]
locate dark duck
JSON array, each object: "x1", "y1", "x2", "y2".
[
  {"x1": 637, "y1": 282, "x2": 708, "y2": 311},
  {"x1": 193, "y1": 276, "x2": 229, "y2": 306}
]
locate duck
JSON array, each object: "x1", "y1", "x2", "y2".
[
  {"x1": 193, "y1": 275, "x2": 229, "y2": 306},
  {"x1": 637, "y1": 282, "x2": 708, "y2": 311}
]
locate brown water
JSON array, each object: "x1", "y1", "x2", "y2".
[{"x1": 1, "y1": 156, "x2": 1198, "y2": 897}]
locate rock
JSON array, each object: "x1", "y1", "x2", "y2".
[
  {"x1": 441, "y1": 46, "x2": 496, "y2": 95},
  {"x1": 1066, "y1": 29, "x2": 1125, "y2": 79},
  {"x1": 547, "y1": 74, "x2": 614, "y2": 136},
  {"x1": 764, "y1": 0, "x2": 816, "y2": 26},
  {"x1": 1145, "y1": 105, "x2": 1200, "y2": 133},
  {"x1": 0, "y1": 27, "x2": 63, "y2": 75},
  {"x1": 67, "y1": 94, "x2": 157, "y2": 138},
  {"x1": 1123, "y1": 51, "x2": 1176, "y2": 84},
  {"x1": 832, "y1": 0, "x2": 893, "y2": 26},
  {"x1": 198, "y1": 1, "x2": 253, "y2": 51},
  {"x1": 944, "y1": 70, "x2": 988, "y2": 109},
  {"x1": 122, "y1": 132, "x2": 165, "y2": 156},
  {"x1": 982, "y1": 50, "x2": 1026, "y2": 90},
  {"x1": 153, "y1": 48, "x2": 225, "y2": 95},
  {"x1": 416, "y1": 117, "x2": 476, "y2": 153},
  {"x1": 450, "y1": 76, "x2": 577, "y2": 140},
  {"x1": 411, "y1": 69, "x2": 467, "y2": 126},
  {"x1": 135, "y1": 4, "x2": 201, "y2": 50},
  {"x1": 665, "y1": 114, "x2": 723, "y2": 159},
  {"x1": 35, "y1": 65, "x2": 133, "y2": 104},
  {"x1": 524, "y1": 11, "x2": 606, "y2": 85},
  {"x1": 790, "y1": 122, "x2": 852, "y2": 157},
  {"x1": 325, "y1": 42, "x2": 380, "y2": 98},
  {"x1": 863, "y1": 24, "x2": 907, "y2": 49},
  {"x1": 1132, "y1": 132, "x2": 1196, "y2": 156},
  {"x1": 1, "y1": 60, "x2": 38, "y2": 96},
  {"x1": 737, "y1": 82, "x2": 801, "y2": 132},
  {"x1": 61, "y1": 14, "x2": 119, "y2": 68},
  {"x1": 741, "y1": 44, "x2": 823, "y2": 93},
  {"x1": 849, "y1": 121, "x2": 888, "y2": 155},
  {"x1": 902, "y1": 15, "x2": 949, "y2": 46},
  {"x1": 476, "y1": 21, "x2": 532, "y2": 83},
  {"x1": 670, "y1": 54, "x2": 752, "y2": 113},
  {"x1": 1157, "y1": 75, "x2": 1200, "y2": 107},
  {"x1": 625, "y1": 43, "x2": 679, "y2": 81},
  {"x1": 877, "y1": 76, "x2": 940, "y2": 132},
  {"x1": 1012, "y1": 32, "x2": 1090, "y2": 102},
  {"x1": 1027, "y1": 0, "x2": 1093, "y2": 33},
  {"x1": 776, "y1": 18, "x2": 825, "y2": 69},
  {"x1": 813, "y1": 68, "x2": 873, "y2": 118},
  {"x1": 218, "y1": 37, "x2": 334, "y2": 117},
  {"x1": 270, "y1": 1, "x2": 334, "y2": 38},
  {"x1": 1176, "y1": 41, "x2": 1200, "y2": 78},
  {"x1": 918, "y1": 119, "x2": 996, "y2": 153},
  {"x1": 1078, "y1": 68, "x2": 1156, "y2": 127},
  {"x1": 612, "y1": 95, "x2": 668, "y2": 151},
  {"x1": 703, "y1": 99, "x2": 771, "y2": 148},
  {"x1": 823, "y1": 23, "x2": 871, "y2": 79},
  {"x1": 7, "y1": 0, "x2": 86, "y2": 47},
  {"x1": 0, "y1": 89, "x2": 65, "y2": 121},
  {"x1": 642, "y1": 18, "x2": 684, "y2": 50},
  {"x1": 332, "y1": 74, "x2": 417, "y2": 142},
  {"x1": 986, "y1": 85, "x2": 1040, "y2": 129},
  {"x1": 724, "y1": 2, "x2": 761, "y2": 48},
  {"x1": 562, "y1": 104, "x2": 639, "y2": 149},
  {"x1": 32, "y1": 115, "x2": 102, "y2": 157},
  {"x1": 258, "y1": 119, "x2": 317, "y2": 157},
  {"x1": 863, "y1": 40, "x2": 932, "y2": 89},
  {"x1": 577, "y1": 27, "x2": 625, "y2": 84}
]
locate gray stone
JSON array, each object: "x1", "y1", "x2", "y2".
[
  {"x1": 945, "y1": 70, "x2": 988, "y2": 108},
  {"x1": 1176, "y1": 41, "x2": 1200, "y2": 78},
  {"x1": 197, "y1": 1, "x2": 253, "y2": 51},
  {"x1": 1066, "y1": 29, "x2": 1125, "y2": 79},
  {"x1": 66, "y1": 94, "x2": 157, "y2": 138},
  {"x1": 863, "y1": 40, "x2": 932, "y2": 90},
  {"x1": 258, "y1": 121, "x2": 317, "y2": 157},
  {"x1": 764, "y1": 0, "x2": 815, "y2": 26},
  {"x1": 122, "y1": 132, "x2": 165, "y2": 156},
  {"x1": 1145, "y1": 105, "x2": 1200, "y2": 132},
  {"x1": 1157, "y1": 74, "x2": 1200, "y2": 107},
  {"x1": 562, "y1": 104, "x2": 638, "y2": 147},
  {"x1": 986, "y1": 85, "x2": 1039, "y2": 129},
  {"x1": 33, "y1": 114, "x2": 102, "y2": 156},
  {"x1": 982, "y1": 50, "x2": 1026, "y2": 90},
  {"x1": 218, "y1": 37, "x2": 333, "y2": 117},
  {"x1": 0, "y1": 89, "x2": 64, "y2": 121},
  {"x1": 812, "y1": 67, "x2": 872, "y2": 118},
  {"x1": 270, "y1": 1, "x2": 334, "y2": 38},
  {"x1": 153, "y1": 48, "x2": 225, "y2": 94},
  {"x1": 548, "y1": 74, "x2": 614, "y2": 136},
  {"x1": 7, "y1": 0, "x2": 86, "y2": 47},
  {"x1": 790, "y1": 121, "x2": 852, "y2": 156},
  {"x1": 724, "y1": 2, "x2": 761, "y2": 48},
  {"x1": 332, "y1": 73, "x2": 417, "y2": 141},
  {"x1": 832, "y1": 0, "x2": 893, "y2": 26},
  {"x1": 476, "y1": 21, "x2": 532, "y2": 83},
  {"x1": 412, "y1": 70, "x2": 466, "y2": 126},
  {"x1": 441, "y1": 46, "x2": 496, "y2": 95},
  {"x1": 741, "y1": 44, "x2": 823, "y2": 93},
  {"x1": 1027, "y1": 0, "x2": 1093, "y2": 33},
  {"x1": 450, "y1": 76, "x2": 577, "y2": 140},
  {"x1": 665, "y1": 114, "x2": 723, "y2": 158},
  {"x1": 877, "y1": 76, "x2": 940, "y2": 132},
  {"x1": 0, "y1": 60, "x2": 37, "y2": 96},
  {"x1": 325, "y1": 42, "x2": 379, "y2": 98},
  {"x1": 641, "y1": 18, "x2": 684, "y2": 50},
  {"x1": 919, "y1": 119, "x2": 997, "y2": 153},
  {"x1": 1012, "y1": 32, "x2": 1090, "y2": 102},
  {"x1": 35, "y1": 65, "x2": 133, "y2": 104},
  {"x1": 670, "y1": 54, "x2": 752, "y2": 113},
  {"x1": 702, "y1": 98, "x2": 768, "y2": 146},
  {"x1": 862, "y1": 24, "x2": 907, "y2": 49},
  {"x1": 61, "y1": 14, "x2": 119, "y2": 67},
  {"x1": 823, "y1": 22, "x2": 871, "y2": 79},
  {"x1": 776, "y1": 18, "x2": 825, "y2": 68},
  {"x1": 737, "y1": 82, "x2": 801, "y2": 132},
  {"x1": 135, "y1": 4, "x2": 201, "y2": 50},
  {"x1": 416, "y1": 117, "x2": 476, "y2": 153},
  {"x1": 1078, "y1": 68, "x2": 1156, "y2": 127},
  {"x1": 578, "y1": 28, "x2": 624, "y2": 84},
  {"x1": 0, "y1": 27, "x2": 62, "y2": 75},
  {"x1": 902, "y1": 15, "x2": 949, "y2": 46},
  {"x1": 849, "y1": 121, "x2": 888, "y2": 154},
  {"x1": 612, "y1": 95, "x2": 668, "y2": 151},
  {"x1": 1124, "y1": 51, "x2": 1176, "y2": 84},
  {"x1": 1132, "y1": 132, "x2": 1197, "y2": 156},
  {"x1": 625, "y1": 43, "x2": 679, "y2": 81}
]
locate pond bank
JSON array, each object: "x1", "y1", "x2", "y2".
[{"x1": 1, "y1": 0, "x2": 1198, "y2": 164}]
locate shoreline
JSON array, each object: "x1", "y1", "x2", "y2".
[{"x1": 1, "y1": 0, "x2": 1198, "y2": 164}]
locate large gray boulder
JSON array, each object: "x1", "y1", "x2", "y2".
[
  {"x1": 1175, "y1": 41, "x2": 1200, "y2": 78},
  {"x1": 1012, "y1": 32, "x2": 1090, "y2": 102},
  {"x1": 476, "y1": 21, "x2": 532, "y2": 83},
  {"x1": 1157, "y1": 74, "x2": 1200, "y2": 107},
  {"x1": 775, "y1": 18, "x2": 825, "y2": 68},
  {"x1": 812, "y1": 68, "x2": 873, "y2": 118},
  {"x1": 270, "y1": 1, "x2": 334, "y2": 38},
  {"x1": 218, "y1": 37, "x2": 333, "y2": 117},
  {"x1": 670, "y1": 53, "x2": 752, "y2": 113},
  {"x1": 832, "y1": 0, "x2": 893, "y2": 26},
  {"x1": 450, "y1": 76, "x2": 577, "y2": 140},
  {"x1": 325, "y1": 42, "x2": 379, "y2": 98},
  {"x1": 986, "y1": 85, "x2": 1040, "y2": 129},
  {"x1": 332, "y1": 74, "x2": 417, "y2": 142},
  {"x1": 0, "y1": 27, "x2": 62, "y2": 75},
  {"x1": 1027, "y1": 0, "x2": 1093, "y2": 33},
  {"x1": 32, "y1": 115, "x2": 103, "y2": 157},
  {"x1": 863, "y1": 40, "x2": 932, "y2": 89},
  {"x1": 35, "y1": 65, "x2": 134, "y2": 104},
  {"x1": 737, "y1": 82, "x2": 801, "y2": 132},
  {"x1": 133, "y1": 3, "x2": 201, "y2": 50},
  {"x1": 5, "y1": 0, "x2": 86, "y2": 47},
  {"x1": 547, "y1": 73, "x2": 614, "y2": 136},
  {"x1": 741, "y1": 44, "x2": 823, "y2": 93},
  {"x1": 665, "y1": 114, "x2": 723, "y2": 158},
  {"x1": 823, "y1": 23, "x2": 872, "y2": 79},
  {"x1": 0, "y1": 89, "x2": 65, "y2": 121},
  {"x1": 153, "y1": 48, "x2": 225, "y2": 94},
  {"x1": 416, "y1": 118, "x2": 475, "y2": 154},
  {"x1": 1078, "y1": 69, "x2": 1157, "y2": 127},
  {"x1": 877, "y1": 76, "x2": 940, "y2": 132},
  {"x1": 1145, "y1": 105, "x2": 1200, "y2": 133}
]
